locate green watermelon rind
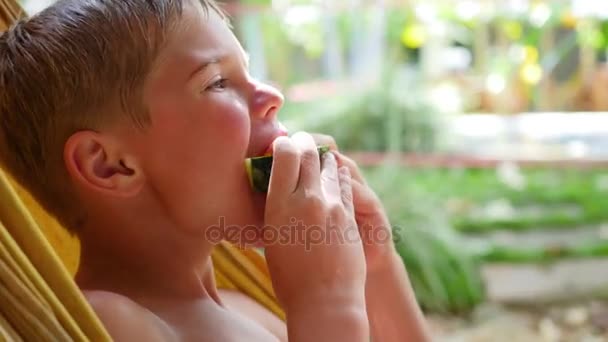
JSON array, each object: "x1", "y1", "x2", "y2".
[{"x1": 245, "y1": 145, "x2": 331, "y2": 193}]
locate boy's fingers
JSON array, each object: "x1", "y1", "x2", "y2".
[
  {"x1": 310, "y1": 133, "x2": 339, "y2": 151},
  {"x1": 339, "y1": 167, "x2": 355, "y2": 216},
  {"x1": 320, "y1": 152, "x2": 341, "y2": 202},
  {"x1": 291, "y1": 132, "x2": 321, "y2": 191},
  {"x1": 268, "y1": 137, "x2": 300, "y2": 196},
  {"x1": 335, "y1": 152, "x2": 366, "y2": 185},
  {"x1": 351, "y1": 180, "x2": 369, "y2": 208}
]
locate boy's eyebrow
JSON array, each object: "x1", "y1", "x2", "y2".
[
  {"x1": 188, "y1": 51, "x2": 250, "y2": 80},
  {"x1": 188, "y1": 58, "x2": 221, "y2": 80}
]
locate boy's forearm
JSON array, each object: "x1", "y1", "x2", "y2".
[
  {"x1": 366, "y1": 253, "x2": 432, "y2": 342},
  {"x1": 285, "y1": 293, "x2": 369, "y2": 342}
]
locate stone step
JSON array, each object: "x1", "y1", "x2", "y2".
[{"x1": 483, "y1": 259, "x2": 608, "y2": 303}]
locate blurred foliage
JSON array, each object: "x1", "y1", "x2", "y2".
[
  {"x1": 357, "y1": 164, "x2": 608, "y2": 311},
  {"x1": 231, "y1": 0, "x2": 608, "y2": 112},
  {"x1": 282, "y1": 69, "x2": 446, "y2": 152},
  {"x1": 364, "y1": 165, "x2": 608, "y2": 266},
  {"x1": 395, "y1": 225, "x2": 485, "y2": 313},
  {"x1": 362, "y1": 165, "x2": 485, "y2": 313},
  {"x1": 419, "y1": 167, "x2": 608, "y2": 232}
]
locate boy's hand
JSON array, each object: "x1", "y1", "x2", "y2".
[
  {"x1": 311, "y1": 134, "x2": 396, "y2": 273},
  {"x1": 263, "y1": 132, "x2": 369, "y2": 341},
  {"x1": 311, "y1": 134, "x2": 432, "y2": 342}
]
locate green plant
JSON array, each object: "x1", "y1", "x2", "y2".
[
  {"x1": 394, "y1": 226, "x2": 485, "y2": 313},
  {"x1": 364, "y1": 165, "x2": 608, "y2": 266},
  {"x1": 365, "y1": 165, "x2": 485, "y2": 313},
  {"x1": 284, "y1": 68, "x2": 444, "y2": 153}
]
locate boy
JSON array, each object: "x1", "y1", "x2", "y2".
[{"x1": 0, "y1": 0, "x2": 430, "y2": 340}]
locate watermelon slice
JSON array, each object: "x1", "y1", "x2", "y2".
[{"x1": 245, "y1": 145, "x2": 331, "y2": 193}]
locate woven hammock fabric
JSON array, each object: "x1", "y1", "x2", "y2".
[{"x1": 0, "y1": 0, "x2": 23, "y2": 31}]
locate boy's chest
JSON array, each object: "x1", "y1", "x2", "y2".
[{"x1": 158, "y1": 299, "x2": 281, "y2": 342}]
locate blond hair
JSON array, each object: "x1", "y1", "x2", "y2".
[{"x1": 0, "y1": 0, "x2": 225, "y2": 231}]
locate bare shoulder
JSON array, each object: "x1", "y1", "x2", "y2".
[{"x1": 83, "y1": 290, "x2": 176, "y2": 342}]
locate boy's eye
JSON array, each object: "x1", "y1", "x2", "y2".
[{"x1": 206, "y1": 78, "x2": 228, "y2": 91}]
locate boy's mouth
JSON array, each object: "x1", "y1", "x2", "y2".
[
  {"x1": 255, "y1": 124, "x2": 289, "y2": 157},
  {"x1": 262, "y1": 145, "x2": 274, "y2": 156}
]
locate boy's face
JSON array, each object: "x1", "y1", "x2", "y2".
[{"x1": 126, "y1": 3, "x2": 284, "y2": 245}]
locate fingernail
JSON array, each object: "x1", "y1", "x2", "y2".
[
  {"x1": 274, "y1": 136, "x2": 290, "y2": 146},
  {"x1": 272, "y1": 137, "x2": 291, "y2": 153}
]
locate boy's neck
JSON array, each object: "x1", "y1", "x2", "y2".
[{"x1": 76, "y1": 224, "x2": 222, "y2": 306}]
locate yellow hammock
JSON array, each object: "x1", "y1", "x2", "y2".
[{"x1": 0, "y1": 1, "x2": 284, "y2": 340}]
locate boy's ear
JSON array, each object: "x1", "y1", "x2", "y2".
[{"x1": 64, "y1": 131, "x2": 144, "y2": 197}]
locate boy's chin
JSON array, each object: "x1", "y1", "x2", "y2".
[{"x1": 221, "y1": 191, "x2": 267, "y2": 248}]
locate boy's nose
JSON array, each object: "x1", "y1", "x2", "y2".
[{"x1": 250, "y1": 81, "x2": 284, "y2": 120}]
